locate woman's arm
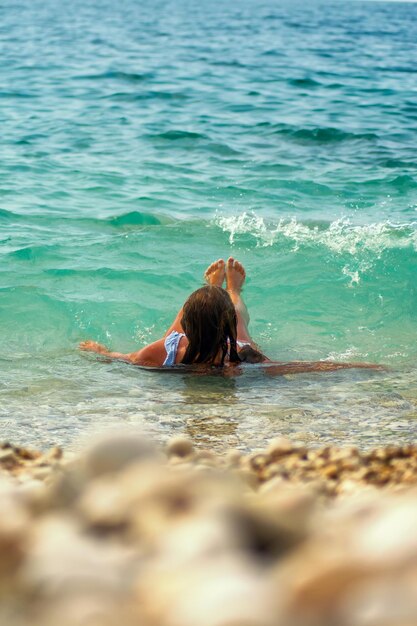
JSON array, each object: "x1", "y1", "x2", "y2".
[
  {"x1": 79, "y1": 341, "x2": 131, "y2": 361},
  {"x1": 79, "y1": 339, "x2": 166, "y2": 367}
]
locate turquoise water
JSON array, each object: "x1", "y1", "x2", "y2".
[{"x1": 1, "y1": 0, "x2": 417, "y2": 450}]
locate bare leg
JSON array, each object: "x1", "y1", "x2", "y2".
[
  {"x1": 225, "y1": 257, "x2": 257, "y2": 347},
  {"x1": 263, "y1": 360, "x2": 384, "y2": 376}
]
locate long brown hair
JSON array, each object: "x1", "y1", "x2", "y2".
[{"x1": 180, "y1": 286, "x2": 241, "y2": 366}]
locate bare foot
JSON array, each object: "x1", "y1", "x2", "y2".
[
  {"x1": 79, "y1": 340, "x2": 108, "y2": 354},
  {"x1": 226, "y1": 257, "x2": 246, "y2": 294},
  {"x1": 204, "y1": 258, "x2": 225, "y2": 287}
]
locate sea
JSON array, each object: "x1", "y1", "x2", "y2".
[{"x1": 1, "y1": 0, "x2": 417, "y2": 452}]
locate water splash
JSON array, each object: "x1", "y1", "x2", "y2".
[{"x1": 215, "y1": 211, "x2": 417, "y2": 254}]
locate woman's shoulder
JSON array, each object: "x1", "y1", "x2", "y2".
[{"x1": 129, "y1": 339, "x2": 167, "y2": 367}]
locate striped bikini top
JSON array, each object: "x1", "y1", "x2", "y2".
[{"x1": 163, "y1": 331, "x2": 185, "y2": 366}]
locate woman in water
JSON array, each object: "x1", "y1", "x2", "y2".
[{"x1": 80, "y1": 257, "x2": 381, "y2": 374}]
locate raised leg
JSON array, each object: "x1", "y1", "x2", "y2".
[{"x1": 225, "y1": 257, "x2": 256, "y2": 346}]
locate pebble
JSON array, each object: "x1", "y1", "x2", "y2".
[
  {"x1": 166, "y1": 437, "x2": 194, "y2": 459},
  {"x1": 266, "y1": 437, "x2": 295, "y2": 459},
  {"x1": 84, "y1": 432, "x2": 160, "y2": 477}
]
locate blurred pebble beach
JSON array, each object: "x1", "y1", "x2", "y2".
[{"x1": 1, "y1": 432, "x2": 417, "y2": 626}]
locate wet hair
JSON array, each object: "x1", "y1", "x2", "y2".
[{"x1": 180, "y1": 285, "x2": 241, "y2": 366}]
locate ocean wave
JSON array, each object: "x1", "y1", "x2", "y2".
[
  {"x1": 278, "y1": 126, "x2": 377, "y2": 143},
  {"x1": 206, "y1": 142, "x2": 241, "y2": 156},
  {"x1": 261, "y1": 49, "x2": 285, "y2": 56},
  {"x1": 75, "y1": 70, "x2": 155, "y2": 83},
  {"x1": 43, "y1": 267, "x2": 147, "y2": 280},
  {"x1": 0, "y1": 91, "x2": 37, "y2": 99},
  {"x1": 102, "y1": 90, "x2": 188, "y2": 102},
  {"x1": 214, "y1": 212, "x2": 417, "y2": 255},
  {"x1": 148, "y1": 130, "x2": 206, "y2": 141},
  {"x1": 288, "y1": 77, "x2": 321, "y2": 88},
  {"x1": 253, "y1": 122, "x2": 377, "y2": 143},
  {"x1": 0, "y1": 210, "x2": 168, "y2": 233},
  {"x1": 210, "y1": 59, "x2": 247, "y2": 68},
  {"x1": 7, "y1": 245, "x2": 61, "y2": 260},
  {"x1": 356, "y1": 174, "x2": 417, "y2": 191},
  {"x1": 387, "y1": 175, "x2": 417, "y2": 191},
  {"x1": 145, "y1": 130, "x2": 240, "y2": 156},
  {"x1": 107, "y1": 211, "x2": 162, "y2": 227},
  {"x1": 0, "y1": 208, "x2": 21, "y2": 221}
]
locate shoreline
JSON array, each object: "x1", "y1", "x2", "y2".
[{"x1": 2, "y1": 436, "x2": 417, "y2": 496}]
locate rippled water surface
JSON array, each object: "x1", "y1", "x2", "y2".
[{"x1": 1, "y1": 0, "x2": 417, "y2": 450}]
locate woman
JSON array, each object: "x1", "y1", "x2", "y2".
[
  {"x1": 80, "y1": 257, "x2": 259, "y2": 367},
  {"x1": 80, "y1": 257, "x2": 381, "y2": 374}
]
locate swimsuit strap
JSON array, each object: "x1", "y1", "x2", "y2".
[{"x1": 163, "y1": 330, "x2": 186, "y2": 366}]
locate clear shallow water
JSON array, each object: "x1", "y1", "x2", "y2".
[{"x1": 1, "y1": 0, "x2": 417, "y2": 451}]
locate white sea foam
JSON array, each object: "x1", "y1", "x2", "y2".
[
  {"x1": 215, "y1": 211, "x2": 417, "y2": 254},
  {"x1": 215, "y1": 212, "x2": 417, "y2": 284},
  {"x1": 342, "y1": 266, "x2": 361, "y2": 286}
]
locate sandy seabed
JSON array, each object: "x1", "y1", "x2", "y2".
[{"x1": 1, "y1": 433, "x2": 417, "y2": 626}]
